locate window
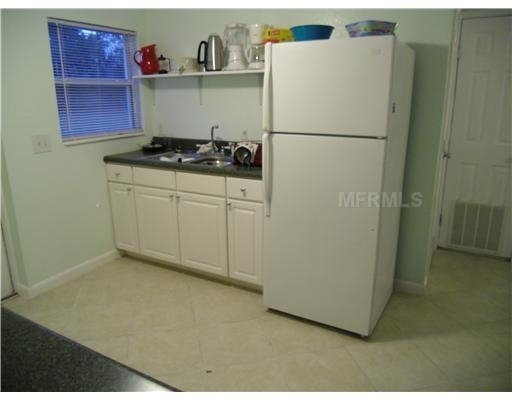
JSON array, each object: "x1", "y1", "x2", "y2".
[{"x1": 48, "y1": 18, "x2": 142, "y2": 143}]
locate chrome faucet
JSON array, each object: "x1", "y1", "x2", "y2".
[{"x1": 210, "y1": 125, "x2": 219, "y2": 154}]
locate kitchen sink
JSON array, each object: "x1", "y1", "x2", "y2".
[
  {"x1": 189, "y1": 155, "x2": 233, "y2": 167},
  {"x1": 145, "y1": 152, "x2": 202, "y2": 163},
  {"x1": 145, "y1": 151, "x2": 233, "y2": 167}
]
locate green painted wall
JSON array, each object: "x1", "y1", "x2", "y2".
[
  {"x1": 2, "y1": 9, "x2": 454, "y2": 289},
  {"x1": 1, "y1": 9, "x2": 153, "y2": 286}
]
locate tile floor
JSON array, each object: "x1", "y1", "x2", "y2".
[{"x1": 2, "y1": 249, "x2": 511, "y2": 391}]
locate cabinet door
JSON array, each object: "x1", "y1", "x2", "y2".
[
  {"x1": 108, "y1": 182, "x2": 139, "y2": 253},
  {"x1": 135, "y1": 186, "x2": 180, "y2": 264},
  {"x1": 177, "y1": 192, "x2": 228, "y2": 276},
  {"x1": 227, "y1": 200, "x2": 263, "y2": 285}
]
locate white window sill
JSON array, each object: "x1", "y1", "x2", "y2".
[{"x1": 62, "y1": 132, "x2": 145, "y2": 146}]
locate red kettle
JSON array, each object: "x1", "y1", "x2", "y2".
[{"x1": 134, "y1": 44, "x2": 159, "y2": 75}]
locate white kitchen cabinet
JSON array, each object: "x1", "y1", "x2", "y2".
[
  {"x1": 227, "y1": 199, "x2": 263, "y2": 285},
  {"x1": 134, "y1": 186, "x2": 180, "y2": 264},
  {"x1": 106, "y1": 165, "x2": 263, "y2": 286},
  {"x1": 177, "y1": 191, "x2": 228, "y2": 277},
  {"x1": 108, "y1": 182, "x2": 139, "y2": 253}
]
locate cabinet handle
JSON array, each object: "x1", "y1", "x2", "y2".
[
  {"x1": 226, "y1": 201, "x2": 232, "y2": 207},
  {"x1": 169, "y1": 194, "x2": 175, "y2": 200},
  {"x1": 115, "y1": 172, "x2": 120, "y2": 177},
  {"x1": 240, "y1": 187, "x2": 247, "y2": 193},
  {"x1": 126, "y1": 187, "x2": 132, "y2": 193}
]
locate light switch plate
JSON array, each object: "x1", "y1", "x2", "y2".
[{"x1": 32, "y1": 134, "x2": 52, "y2": 154}]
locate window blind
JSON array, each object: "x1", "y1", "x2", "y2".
[{"x1": 48, "y1": 19, "x2": 142, "y2": 142}]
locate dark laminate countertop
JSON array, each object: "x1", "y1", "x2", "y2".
[
  {"x1": 104, "y1": 149, "x2": 262, "y2": 179},
  {"x1": 1, "y1": 308, "x2": 179, "y2": 392}
]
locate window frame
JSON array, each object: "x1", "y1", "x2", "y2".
[{"x1": 48, "y1": 18, "x2": 144, "y2": 145}]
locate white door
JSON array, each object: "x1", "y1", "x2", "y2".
[
  {"x1": 135, "y1": 186, "x2": 180, "y2": 264},
  {"x1": 227, "y1": 200, "x2": 263, "y2": 285},
  {"x1": 177, "y1": 192, "x2": 228, "y2": 276},
  {"x1": 1, "y1": 225, "x2": 15, "y2": 299},
  {"x1": 439, "y1": 16, "x2": 511, "y2": 257},
  {"x1": 108, "y1": 182, "x2": 139, "y2": 253},
  {"x1": 266, "y1": 36, "x2": 394, "y2": 137}
]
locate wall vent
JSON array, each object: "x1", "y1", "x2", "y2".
[{"x1": 450, "y1": 201, "x2": 504, "y2": 251}]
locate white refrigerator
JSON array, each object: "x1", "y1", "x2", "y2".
[{"x1": 262, "y1": 36, "x2": 415, "y2": 337}]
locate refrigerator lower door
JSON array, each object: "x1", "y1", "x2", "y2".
[{"x1": 263, "y1": 133, "x2": 386, "y2": 336}]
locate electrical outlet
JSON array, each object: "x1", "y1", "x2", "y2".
[{"x1": 32, "y1": 134, "x2": 52, "y2": 154}]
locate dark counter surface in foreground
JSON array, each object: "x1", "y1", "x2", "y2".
[{"x1": 1, "y1": 308, "x2": 178, "y2": 392}]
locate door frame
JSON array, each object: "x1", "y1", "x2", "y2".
[
  {"x1": 428, "y1": 9, "x2": 512, "y2": 276},
  {"x1": 1, "y1": 190, "x2": 20, "y2": 298}
]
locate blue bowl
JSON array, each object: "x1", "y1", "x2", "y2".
[{"x1": 290, "y1": 25, "x2": 334, "y2": 41}]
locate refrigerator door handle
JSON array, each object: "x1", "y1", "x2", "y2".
[
  {"x1": 262, "y1": 43, "x2": 272, "y2": 132},
  {"x1": 262, "y1": 131, "x2": 272, "y2": 217}
]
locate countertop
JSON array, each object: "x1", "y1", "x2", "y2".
[
  {"x1": 1, "y1": 308, "x2": 179, "y2": 392},
  {"x1": 103, "y1": 149, "x2": 262, "y2": 179}
]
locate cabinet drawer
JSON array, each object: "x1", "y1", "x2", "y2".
[
  {"x1": 227, "y1": 178, "x2": 262, "y2": 202},
  {"x1": 133, "y1": 167, "x2": 176, "y2": 189},
  {"x1": 106, "y1": 164, "x2": 133, "y2": 184},
  {"x1": 176, "y1": 172, "x2": 225, "y2": 197}
]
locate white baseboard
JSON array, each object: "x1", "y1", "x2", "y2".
[
  {"x1": 394, "y1": 279, "x2": 426, "y2": 295},
  {"x1": 18, "y1": 249, "x2": 120, "y2": 299}
]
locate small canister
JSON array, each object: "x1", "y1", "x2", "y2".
[{"x1": 158, "y1": 54, "x2": 171, "y2": 74}]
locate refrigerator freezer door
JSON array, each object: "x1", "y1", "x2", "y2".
[
  {"x1": 268, "y1": 37, "x2": 394, "y2": 137},
  {"x1": 263, "y1": 133, "x2": 386, "y2": 336}
]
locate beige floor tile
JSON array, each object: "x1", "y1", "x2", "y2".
[
  {"x1": 428, "y1": 290, "x2": 510, "y2": 328},
  {"x1": 454, "y1": 372, "x2": 512, "y2": 391},
  {"x1": 277, "y1": 348, "x2": 375, "y2": 391},
  {"x1": 206, "y1": 358, "x2": 291, "y2": 391},
  {"x1": 385, "y1": 292, "x2": 465, "y2": 336},
  {"x1": 256, "y1": 312, "x2": 360, "y2": 357},
  {"x1": 130, "y1": 299, "x2": 196, "y2": 333},
  {"x1": 5, "y1": 250, "x2": 509, "y2": 392},
  {"x1": 127, "y1": 327, "x2": 202, "y2": 378},
  {"x1": 412, "y1": 330, "x2": 510, "y2": 381},
  {"x1": 426, "y1": 266, "x2": 474, "y2": 294},
  {"x1": 4, "y1": 277, "x2": 84, "y2": 314},
  {"x1": 74, "y1": 274, "x2": 139, "y2": 307},
  {"x1": 345, "y1": 340, "x2": 446, "y2": 391},
  {"x1": 155, "y1": 364, "x2": 212, "y2": 392},
  {"x1": 192, "y1": 288, "x2": 267, "y2": 326},
  {"x1": 134, "y1": 274, "x2": 192, "y2": 305},
  {"x1": 82, "y1": 257, "x2": 141, "y2": 282},
  {"x1": 82, "y1": 335, "x2": 132, "y2": 366},
  {"x1": 362, "y1": 314, "x2": 405, "y2": 343},
  {"x1": 415, "y1": 373, "x2": 512, "y2": 392},
  {"x1": 181, "y1": 273, "x2": 235, "y2": 298},
  {"x1": 198, "y1": 319, "x2": 275, "y2": 368},
  {"x1": 59, "y1": 302, "x2": 135, "y2": 342},
  {"x1": 469, "y1": 319, "x2": 511, "y2": 356}
]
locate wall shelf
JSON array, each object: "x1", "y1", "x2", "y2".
[
  {"x1": 137, "y1": 68, "x2": 264, "y2": 106},
  {"x1": 134, "y1": 69, "x2": 264, "y2": 79}
]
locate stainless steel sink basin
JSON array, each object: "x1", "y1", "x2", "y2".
[
  {"x1": 146, "y1": 152, "x2": 202, "y2": 163},
  {"x1": 144, "y1": 151, "x2": 232, "y2": 167},
  {"x1": 190, "y1": 155, "x2": 233, "y2": 167}
]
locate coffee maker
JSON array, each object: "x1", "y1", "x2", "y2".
[{"x1": 246, "y1": 23, "x2": 268, "y2": 69}]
